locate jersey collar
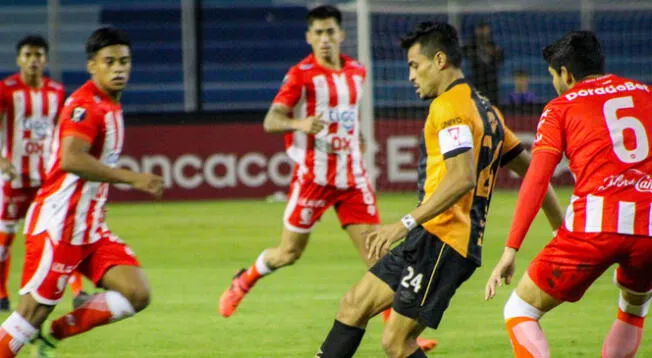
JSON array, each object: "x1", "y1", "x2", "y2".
[{"x1": 445, "y1": 78, "x2": 468, "y2": 92}]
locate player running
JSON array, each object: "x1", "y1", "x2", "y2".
[
  {"x1": 0, "y1": 35, "x2": 86, "y2": 312},
  {"x1": 0, "y1": 27, "x2": 163, "y2": 358},
  {"x1": 219, "y1": 6, "x2": 438, "y2": 351},
  {"x1": 485, "y1": 31, "x2": 652, "y2": 357},
  {"x1": 316, "y1": 22, "x2": 563, "y2": 358}
]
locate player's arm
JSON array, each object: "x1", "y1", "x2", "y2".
[
  {"x1": 60, "y1": 137, "x2": 163, "y2": 198},
  {"x1": 504, "y1": 150, "x2": 564, "y2": 230},
  {"x1": 366, "y1": 124, "x2": 477, "y2": 259},
  {"x1": 485, "y1": 106, "x2": 564, "y2": 300},
  {"x1": 262, "y1": 103, "x2": 325, "y2": 134}
]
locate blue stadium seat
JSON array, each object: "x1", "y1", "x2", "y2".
[
  {"x1": 101, "y1": 7, "x2": 181, "y2": 25},
  {"x1": 202, "y1": 41, "x2": 309, "y2": 64},
  {"x1": 201, "y1": 6, "x2": 307, "y2": 22},
  {"x1": 202, "y1": 66, "x2": 286, "y2": 83},
  {"x1": 203, "y1": 23, "x2": 306, "y2": 41},
  {"x1": 122, "y1": 88, "x2": 184, "y2": 105}
]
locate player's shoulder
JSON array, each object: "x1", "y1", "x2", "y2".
[
  {"x1": 62, "y1": 83, "x2": 103, "y2": 115},
  {"x1": 1, "y1": 74, "x2": 21, "y2": 89},
  {"x1": 430, "y1": 83, "x2": 470, "y2": 114},
  {"x1": 342, "y1": 54, "x2": 366, "y2": 72},
  {"x1": 44, "y1": 78, "x2": 64, "y2": 92},
  {"x1": 292, "y1": 55, "x2": 317, "y2": 73}
]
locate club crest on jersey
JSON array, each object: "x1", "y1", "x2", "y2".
[{"x1": 71, "y1": 107, "x2": 86, "y2": 122}]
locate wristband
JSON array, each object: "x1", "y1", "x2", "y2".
[{"x1": 401, "y1": 214, "x2": 417, "y2": 231}]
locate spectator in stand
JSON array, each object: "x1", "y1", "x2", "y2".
[
  {"x1": 507, "y1": 69, "x2": 537, "y2": 105},
  {"x1": 463, "y1": 21, "x2": 504, "y2": 105}
]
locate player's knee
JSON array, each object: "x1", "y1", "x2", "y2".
[
  {"x1": 381, "y1": 329, "x2": 412, "y2": 358},
  {"x1": 336, "y1": 287, "x2": 370, "y2": 326},
  {"x1": 504, "y1": 291, "x2": 544, "y2": 321},
  {"x1": 122, "y1": 285, "x2": 151, "y2": 312},
  {"x1": 619, "y1": 290, "x2": 651, "y2": 317},
  {"x1": 279, "y1": 248, "x2": 303, "y2": 266}
]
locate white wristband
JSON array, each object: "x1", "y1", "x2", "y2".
[{"x1": 401, "y1": 214, "x2": 417, "y2": 231}]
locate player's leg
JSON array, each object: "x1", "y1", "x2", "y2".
[
  {"x1": 317, "y1": 272, "x2": 395, "y2": 358},
  {"x1": 504, "y1": 273, "x2": 560, "y2": 357},
  {"x1": 0, "y1": 295, "x2": 54, "y2": 357},
  {"x1": 318, "y1": 224, "x2": 406, "y2": 357},
  {"x1": 0, "y1": 232, "x2": 77, "y2": 357},
  {"x1": 336, "y1": 179, "x2": 380, "y2": 268},
  {"x1": 505, "y1": 228, "x2": 616, "y2": 357},
  {"x1": 220, "y1": 180, "x2": 330, "y2": 317},
  {"x1": 0, "y1": 186, "x2": 20, "y2": 310},
  {"x1": 344, "y1": 224, "x2": 377, "y2": 267},
  {"x1": 0, "y1": 220, "x2": 17, "y2": 311},
  {"x1": 40, "y1": 234, "x2": 144, "y2": 345},
  {"x1": 345, "y1": 222, "x2": 438, "y2": 351},
  {"x1": 382, "y1": 312, "x2": 427, "y2": 358},
  {"x1": 601, "y1": 235, "x2": 652, "y2": 357}
]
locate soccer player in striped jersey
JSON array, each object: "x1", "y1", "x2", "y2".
[
  {"x1": 218, "y1": 5, "x2": 437, "y2": 351},
  {"x1": 316, "y1": 22, "x2": 562, "y2": 358},
  {"x1": 0, "y1": 36, "x2": 85, "y2": 312},
  {"x1": 486, "y1": 31, "x2": 652, "y2": 358},
  {"x1": 0, "y1": 28, "x2": 163, "y2": 358}
]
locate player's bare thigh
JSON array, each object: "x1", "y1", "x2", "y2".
[
  {"x1": 263, "y1": 227, "x2": 310, "y2": 269},
  {"x1": 337, "y1": 271, "x2": 394, "y2": 328},
  {"x1": 515, "y1": 272, "x2": 562, "y2": 312},
  {"x1": 345, "y1": 223, "x2": 379, "y2": 267}
]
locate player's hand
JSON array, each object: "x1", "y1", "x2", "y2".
[
  {"x1": 0, "y1": 158, "x2": 16, "y2": 182},
  {"x1": 131, "y1": 172, "x2": 164, "y2": 199},
  {"x1": 365, "y1": 222, "x2": 408, "y2": 260},
  {"x1": 297, "y1": 113, "x2": 327, "y2": 134},
  {"x1": 485, "y1": 247, "x2": 517, "y2": 301}
]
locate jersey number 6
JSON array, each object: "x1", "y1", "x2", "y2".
[{"x1": 604, "y1": 96, "x2": 649, "y2": 164}]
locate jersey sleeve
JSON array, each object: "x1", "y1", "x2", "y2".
[
  {"x1": 532, "y1": 105, "x2": 565, "y2": 155},
  {"x1": 494, "y1": 107, "x2": 525, "y2": 166},
  {"x1": 59, "y1": 100, "x2": 102, "y2": 144},
  {"x1": 429, "y1": 100, "x2": 474, "y2": 159},
  {"x1": 272, "y1": 67, "x2": 303, "y2": 109}
]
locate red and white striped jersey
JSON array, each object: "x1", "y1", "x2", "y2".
[
  {"x1": 0, "y1": 73, "x2": 64, "y2": 189},
  {"x1": 24, "y1": 81, "x2": 124, "y2": 245},
  {"x1": 533, "y1": 74, "x2": 652, "y2": 236},
  {"x1": 273, "y1": 54, "x2": 367, "y2": 189}
]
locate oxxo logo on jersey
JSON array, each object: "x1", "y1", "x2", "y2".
[{"x1": 115, "y1": 152, "x2": 294, "y2": 190}]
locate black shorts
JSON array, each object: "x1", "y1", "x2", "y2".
[{"x1": 370, "y1": 226, "x2": 476, "y2": 329}]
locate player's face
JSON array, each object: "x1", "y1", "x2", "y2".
[
  {"x1": 306, "y1": 18, "x2": 344, "y2": 63},
  {"x1": 407, "y1": 43, "x2": 440, "y2": 100},
  {"x1": 16, "y1": 46, "x2": 47, "y2": 78},
  {"x1": 88, "y1": 45, "x2": 131, "y2": 93},
  {"x1": 548, "y1": 66, "x2": 571, "y2": 95}
]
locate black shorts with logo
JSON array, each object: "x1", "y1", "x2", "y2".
[{"x1": 370, "y1": 226, "x2": 477, "y2": 329}]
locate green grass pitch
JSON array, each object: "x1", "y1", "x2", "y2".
[{"x1": 6, "y1": 188, "x2": 651, "y2": 357}]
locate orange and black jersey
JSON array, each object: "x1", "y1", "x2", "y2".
[{"x1": 417, "y1": 79, "x2": 523, "y2": 265}]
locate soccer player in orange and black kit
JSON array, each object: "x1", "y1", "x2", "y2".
[
  {"x1": 0, "y1": 36, "x2": 86, "y2": 312},
  {"x1": 316, "y1": 22, "x2": 563, "y2": 357},
  {"x1": 486, "y1": 31, "x2": 652, "y2": 357}
]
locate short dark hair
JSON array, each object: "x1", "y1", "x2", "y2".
[
  {"x1": 543, "y1": 31, "x2": 604, "y2": 80},
  {"x1": 514, "y1": 69, "x2": 528, "y2": 77},
  {"x1": 16, "y1": 35, "x2": 49, "y2": 54},
  {"x1": 86, "y1": 27, "x2": 131, "y2": 59},
  {"x1": 400, "y1": 21, "x2": 462, "y2": 67},
  {"x1": 306, "y1": 5, "x2": 342, "y2": 27}
]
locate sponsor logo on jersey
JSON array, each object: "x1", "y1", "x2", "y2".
[{"x1": 328, "y1": 107, "x2": 357, "y2": 131}]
